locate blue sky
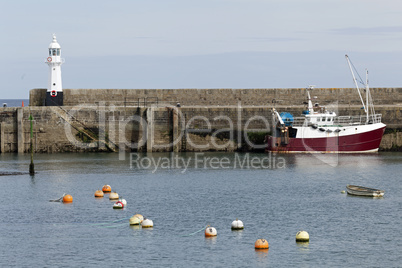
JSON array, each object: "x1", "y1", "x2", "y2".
[{"x1": 1, "y1": 0, "x2": 402, "y2": 99}]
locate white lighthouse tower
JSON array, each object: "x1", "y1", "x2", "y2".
[{"x1": 45, "y1": 34, "x2": 64, "y2": 106}]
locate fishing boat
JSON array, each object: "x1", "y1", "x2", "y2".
[
  {"x1": 266, "y1": 55, "x2": 386, "y2": 153},
  {"x1": 346, "y1": 184, "x2": 385, "y2": 197}
]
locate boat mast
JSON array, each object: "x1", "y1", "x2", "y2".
[
  {"x1": 307, "y1": 85, "x2": 315, "y2": 114},
  {"x1": 366, "y1": 69, "x2": 369, "y2": 123},
  {"x1": 272, "y1": 108, "x2": 285, "y2": 126},
  {"x1": 345, "y1": 54, "x2": 368, "y2": 120}
]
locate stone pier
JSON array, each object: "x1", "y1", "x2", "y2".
[{"x1": 0, "y1": 87, "x2": 400, "y2": 153}]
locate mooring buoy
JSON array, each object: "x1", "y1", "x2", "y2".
[{"x1": 296, "y1": 231, "x2": 309, "y2": 242}]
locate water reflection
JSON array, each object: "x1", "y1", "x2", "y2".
[
  {"x1": 231, "y1": 229, "x2": 244, "y2": 240},
  {"x1": 296, "y1": 241, "x2": 310, "y2": 252},
  {"x1": 204, "y1": 236, "x2": 217, "y2": 245},
  {"x1": 142, "y1": 227, "x2": 154, "y2": 238},
  {"x1": 94, "y1": 197, "x2": 104, "y2": 203},
  {"x1": 126, "y1": 152, "x2": 289, "y2": 173},
  {"x1": 286, "y1": 153, "x2": 385, "y2": 169},
  {"x1": 61, "y1": 202, "x2": 73, "y2": 209},
  {"x1": 30, "y1": 174, "x2": 36, "y2": 185},
  {"x1": 346, "y1": 194, "x2": 384, "y2": 200},
  {"x1": 129, "y1": 225, "x2": 141, "y2": 231},
  {"x1": 255, "y1": 248, "x2": 269, "y2": 262}
]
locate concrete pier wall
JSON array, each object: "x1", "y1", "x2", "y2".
[
  {"x1": 0, "y1": 87, "x2": 399, "y2": 153},
  {"x1": 30, "y1": 87, "x2": 402, "y2": 107},
  {"x1": 0, "y1": 104, "x2": 401, "y2": 153},
  {"x1": 0, "y1": 109, "x2": 18, "y2": 153}
]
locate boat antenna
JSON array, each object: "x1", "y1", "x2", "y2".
[
  {"x1": 365, "y1": 68, "x2": 376, "y2": 122},
  {"x1": 345, "y1": 55, "x2": 367, "y2": 115}
]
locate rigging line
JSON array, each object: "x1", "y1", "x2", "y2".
[
  {"x1": 85, "y1": 215, "x2": 133, "y2": 226},
  {"x1": 349, "y1": 59, "x2": 365, "y2": 86},
  {"x1": 180, "y1": 225, "x2": 209, "y2": 237},
  {"x1": 49, "y1": 194, "x2": 66, "y2": 202},
  {"x1": 49, "y1": 215, "x2": 134, "y2": 227},
  {"x1": 95, "y1": 222, "x2": 129, "y2": 228}
]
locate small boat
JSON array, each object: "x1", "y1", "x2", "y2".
[{"x1": 346, "y1": 184, "x2": 384, "y2": 197}]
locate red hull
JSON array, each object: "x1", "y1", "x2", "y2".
[{"x1": 267, "y1": 126, "x2": 386, "y2": 153}]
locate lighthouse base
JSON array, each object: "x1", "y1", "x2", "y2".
[{"x1": 45, "y1": 92, "x2": 63, "y2": 106}]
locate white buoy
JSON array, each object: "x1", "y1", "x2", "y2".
[
  {"x1": 205, "y1": 226, "x2": 217, "y2": 237},
  {"x1": 120, "y1": 199, "x2": 127, "y2": 206},
  {"x1": 109, "y1": 192, "x2": 119, "y2": 200},
  {"x1": 231, "y1": 219, "x2": 244, "y2": 230},
  {"x1": 129, "y1": 214, "x2": 144, "y2": 225},
  {"x1": 296, "y1": 231, "x2": 310, "y2": 242},
  {"x1": 113, "y1": 201, "x2": 124, "y2": 209},
  {"x1": 142, "y1": 218, "x2": 153, "y2": 228}
]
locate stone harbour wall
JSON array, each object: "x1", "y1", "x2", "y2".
[
  {"x1": 1, "y1": 87, "x2": 400, "y2": 153},
  {"x1": 30, "y1": 87, "x2": 402, "y2": 107},
  {"x1": 0, "y1": 104, "x2": 401, "y2": 153}
]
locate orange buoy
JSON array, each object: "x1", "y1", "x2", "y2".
[
  {"x1": 22, "y1": 101, "x2": 24, "y2": 107},
  {"x1": 205, "y1": 226, "x2": 217, "y2": 237},
  {"x1": 255, "y1": 239, "x2": 269, "y2": 249},
  {"x1": 63, "y1": 194, "x2": 73, "y2": 203},
  {"x1": 94, "y1": 190, "x2": 104, "y2": 198},
  {"x1": 102, "y1": 185, "x2": 111, "y2": 192}
]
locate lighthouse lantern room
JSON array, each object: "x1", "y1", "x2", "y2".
[{"x1": 45, "y1": 34, "x2": 64, "y2": 106}]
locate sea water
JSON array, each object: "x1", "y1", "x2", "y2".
[
  {"x1": 0, "y1": 99, "x2": 29, "y2": 108},
  {"x1": 0, "y1": 152, "x2": 401, "y2": 267}
]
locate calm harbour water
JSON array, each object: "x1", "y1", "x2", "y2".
[
  {"x1": 0, "y1": 152, "x2": 401, "y2": 267},
  {"x1": 0, "y1": 99, "x2": 28, "y2": 107}
]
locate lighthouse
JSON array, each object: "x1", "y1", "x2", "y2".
[{"x1": 45, "y1": 34, "x2": 64, "y2": 106}]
